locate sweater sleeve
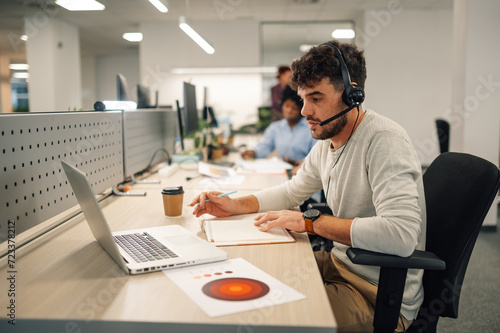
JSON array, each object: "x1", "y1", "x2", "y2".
[
  {"x1": 254, "y1": 142, "x2": 324, "y2": 212},
  {"x1": 350, "y1": 132, "x2": 422, "y2": 257}
]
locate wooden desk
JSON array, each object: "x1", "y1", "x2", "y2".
[{"x1": 0, "y1": 170, "x2": 336, "y2": 332}]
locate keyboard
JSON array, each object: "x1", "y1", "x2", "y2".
[{"x1": 114, "y1": 232, "x2": 179, "y2": 263}]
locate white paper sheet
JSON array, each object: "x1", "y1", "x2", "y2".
[
  {"x1": 236, "y1": 157, "x2": 293, "y2": 174},
  {"x1": 163, "y1": 258, "x2": 306, "y2": 317}
]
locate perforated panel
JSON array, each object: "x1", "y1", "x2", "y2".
[
  {"x1": 0, "y1": 111, "x2": 124, "y2": 242},
  {"x1": 123, "y1": 109, "x2": 178, "y2": 177}
]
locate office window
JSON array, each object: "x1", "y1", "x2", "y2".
[{"x1": 10, "y1": 75, "x2": 29, "y2": 112}]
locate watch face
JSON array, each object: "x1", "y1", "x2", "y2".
[{"x1": 304, "y1": 209, "x2": 321, "y2": 219}]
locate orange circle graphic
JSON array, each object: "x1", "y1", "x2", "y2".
[{"x1": 202, "y1": 278, "x2": 270, "y2": 301}]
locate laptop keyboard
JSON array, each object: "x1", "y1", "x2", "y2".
[{"x1": 114, "y1": 232, "x2": 179, "y2": 264}]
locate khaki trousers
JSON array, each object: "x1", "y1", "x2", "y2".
[{"x1": 315, "y1": 251, "x2": 412, "y2": 333}]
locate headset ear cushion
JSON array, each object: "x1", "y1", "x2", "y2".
[
  {"x1": 351, "y1": 85, "x2": 365, "y2": 105},
  {"x1": 342, "y1": 85, "x2": 365, "y2": 107}
]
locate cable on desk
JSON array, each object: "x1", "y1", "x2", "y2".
[
  {"x1": 145, "y1": 148, "x2": 172, "y2": 170},
  {"x1": 133, "y1": 148, "x2": 172, "y2": 178}
]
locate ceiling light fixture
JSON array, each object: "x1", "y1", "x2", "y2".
[
  {"x1": 149, "y1": 0, "x2": 168, "y2": 13},
  {"x1": 55, "y1": 0, "x2": 105, "y2": 11},
  {"x1": 331, "y1": 29, "x2": 355, "y2": 39},
  {"x1": 179, "y1": 16, "x2": 214, "y2": 55},
  {"x1": 122, "y1": 33, "x2": 143, "y2": 42},
  {"x1": 20, "y1": 35, "x2": 28, "y2": 41}
]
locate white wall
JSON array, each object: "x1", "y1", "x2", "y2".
[
  {"x1": 81, "y1": 54, "x2": 96, "y2": 110},
  {"x1": 457, "y1": 0, "x2": 500, "y2": 227},
  {"x1": 26, "y1": 18, "x2": 82, "y2": 111},
  {"x1": 358, "y1": 8, "x2": 453, "y2": 166},
  {"x1": 95, "y1": 53, "x2": 139, "y2": 102},
  {"x1": 460, "y1": 0, "x2": 500, "y2": 166}
]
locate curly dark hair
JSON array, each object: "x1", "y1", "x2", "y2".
[
  {"x1": 289, "y1": 40, "x2": 367, "y2": 92},
  {"x1": 281, "y1": 85, "x2": 303, "y2": 109}
]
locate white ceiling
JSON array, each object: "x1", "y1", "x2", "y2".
[{"x1": 0, "y1": 0, "x2": 453, "y2": 59}]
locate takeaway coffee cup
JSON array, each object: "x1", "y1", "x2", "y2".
[{"x1": 162, "y1": 186, "x2": 184, "y2": 217}]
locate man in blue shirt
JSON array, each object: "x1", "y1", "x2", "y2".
[{"x1": 242, "y1": 85, "x2": 317, "y2": 174}]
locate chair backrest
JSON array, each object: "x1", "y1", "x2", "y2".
[
  {"x1": 420, "y1": 152, "x2": 500, "y2": 321},
  {"x1": 435, "y1": 119, "x2": 450, "y2": 154}
]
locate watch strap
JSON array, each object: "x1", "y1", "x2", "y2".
[{"x1": 304, "y1": 217, "x2": 316, "y2": 235}]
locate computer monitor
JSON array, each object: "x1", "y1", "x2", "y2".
[
  {"x1": 202, "y1": 86, "x2": 217, "y2": 127},
  {"x1": 116, "y1": 73, "x2": 131, "y2": 101},
  {"x1": 137, "y1": 84, "x2": 158, "y2": 109},
  {"x1": 203, "y1": 106, "x2": 217, "y2": 127},
  {"x1": 183, "y1": 81, "x2": 199, "y2": 135},
  {"x1": 175, "y1": 100, "x2": 185, "y2": 151}
]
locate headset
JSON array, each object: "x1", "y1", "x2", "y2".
[{"x1": 319, "y1": 43, "x2": 365, "y2": 126}]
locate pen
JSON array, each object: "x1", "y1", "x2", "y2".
[{"x1": 195, "y1": 190, "x2": 237, "y2": 205}]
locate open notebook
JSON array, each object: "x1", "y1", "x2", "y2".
[{"x1": 201, "y1": 218, "x2": 295, "y2": 246}]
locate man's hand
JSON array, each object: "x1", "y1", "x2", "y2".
[
  {"x1": 253, "y1": 210, "x2": 306, "y2": 233},
  {"x1": 190, "y1": 192, "x2": 260, "y2": 218},
  {"x1": 241, "y1": 150, "x2": 256, "y2": 160},
  {"x1": 284, "y1": 157, "x2": 303, "y2": 176},
  {"x1": 189, "y1": 191, "x2": 236, "y2": 218},
  {"x1": 284, "y1": 157, "x2": 299, "y2": 166}
]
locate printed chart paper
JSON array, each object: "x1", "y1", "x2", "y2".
[{"x1": 163, "y1": 258, "x2": 306, "y2": 317}]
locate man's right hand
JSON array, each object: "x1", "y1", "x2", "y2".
[
  {"x1": 189, "y1": 191, "x2": 237, "y2": 217},
  {"x1": 189, "y1": 191, "x2": 260, "y2": 218},
  {"x1": 241, "y1": 150, "x2": 256, "y2": 160}
]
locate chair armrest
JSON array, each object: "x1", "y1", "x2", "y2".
[
  {"x1": 306, "y1": 202, "x2": 333, "y2": 215},
  {"x1": 346, "y1": 248, "x2": 446, "y2": 271}
]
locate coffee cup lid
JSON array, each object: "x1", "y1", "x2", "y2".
[{"x1": 162, "y1": 186, "x2": 184, "y2": 195}]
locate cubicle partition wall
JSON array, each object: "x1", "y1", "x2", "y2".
[
  {"x1": 122, "y1": 109, "x2": 177, "y2": 178},
  {"x1": 0, "y1": 111, "x2": 124, "y2": 243},
  {"x1": 0, "y1": 109, "x2": 178, "y2": 247}
]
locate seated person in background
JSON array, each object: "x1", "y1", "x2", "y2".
[
  {"x1": 241, "y1": 85, "x2": 317, "y2": 175},
  {"x1": 191, "y1": 40, "x2": 425, "y2": 332}
]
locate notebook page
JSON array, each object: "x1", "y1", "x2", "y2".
[{"x1": 206, "y1": 219, "x2": 293, "y2": 243}]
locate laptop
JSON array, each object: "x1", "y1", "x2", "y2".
[{"x1": 61, "y1": 161, "x2": 227, "y2": 275}]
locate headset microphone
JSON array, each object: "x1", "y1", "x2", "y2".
[
  {"x1": 319, "y1": 104, "x2": 356, "y2": 126},
  {"x1": 319, "y1": 43, "x2": 365, "y2": 127}
]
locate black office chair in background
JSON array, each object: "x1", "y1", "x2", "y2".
[
  {"x1": 435, "y1": 119, "x2": 450, "y2": 154},
  {"x1": 346, "y1": 152, "x2": 500, "y2": 333}
]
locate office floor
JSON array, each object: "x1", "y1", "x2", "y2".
[{"x1": 436, "y1": 204, "x2": 500, "y2": 332}]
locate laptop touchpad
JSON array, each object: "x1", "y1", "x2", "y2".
[{"x1": 164, "y1": 234, "x2": 202, "y2": 247}]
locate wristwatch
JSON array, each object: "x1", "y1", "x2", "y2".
[{"x1": 303, "y1": 209, "x2": 321, "y2": 235}]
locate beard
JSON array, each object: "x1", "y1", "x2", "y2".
[{"x1": 308, "y1": 112, "x2": 348, "y2": 140}]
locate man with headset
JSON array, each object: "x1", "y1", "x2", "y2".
[{"x1": 190, "y1": 40, "x2": 425, "y2": 332}]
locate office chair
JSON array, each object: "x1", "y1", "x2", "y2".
[
  {"x1": 346, "y1": 152, "x2": 500, "y2": 333},
  {"x1": 435, "y1": 119, "x2": 450, "y2": 154}
]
